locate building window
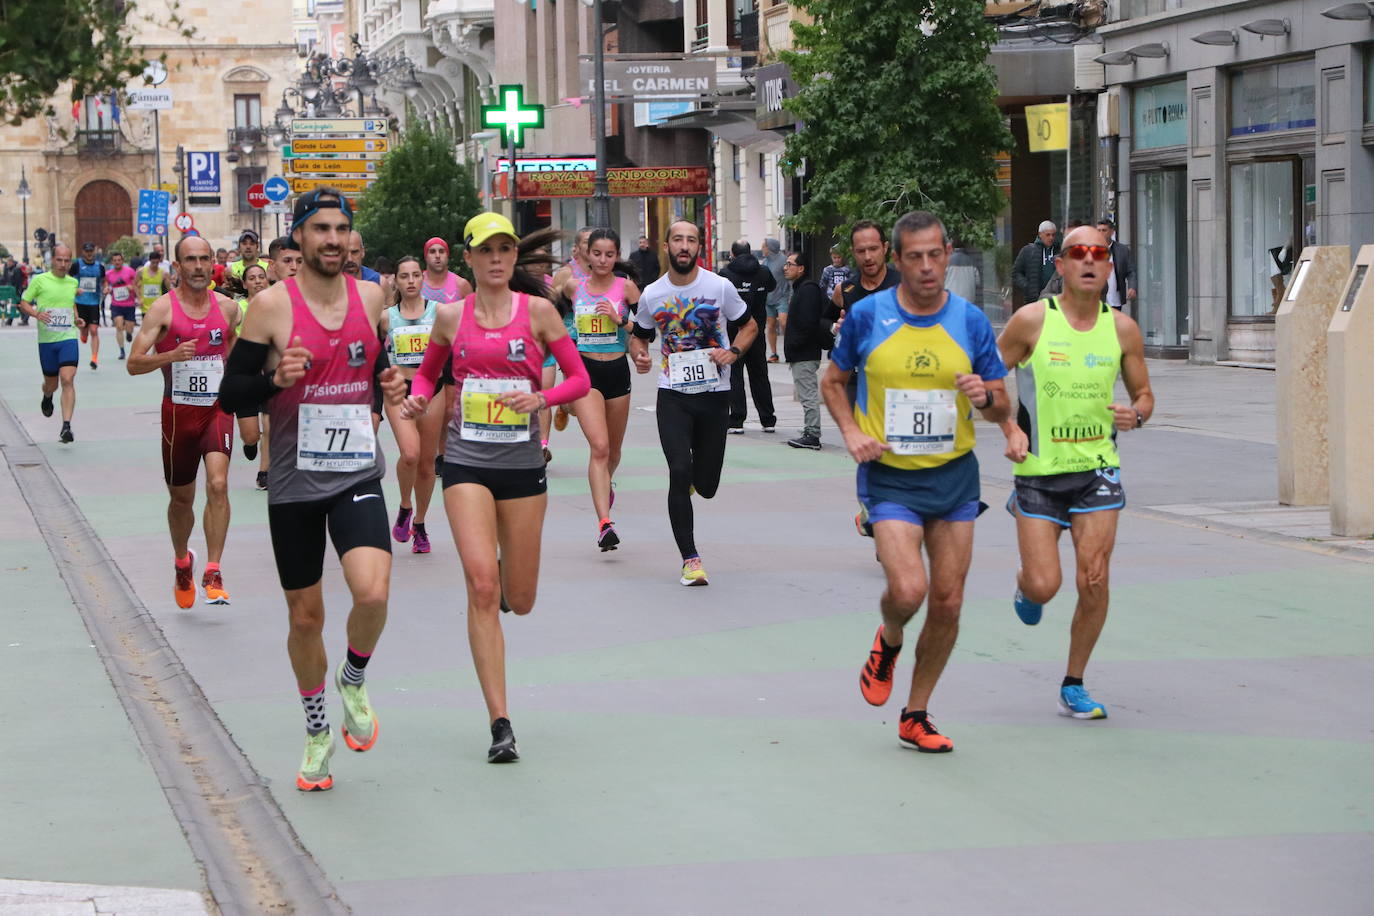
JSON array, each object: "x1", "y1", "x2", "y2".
[
  {"x1": 235, "y1": 166, "x2": 266, "y2": 212},
  {"x1": 758, "y1": 152, "x2": 766, "y2": 180},
  {"x1": 1230, "y1": 60, "x2": 1315, "y2": 136},
  {"x1": 1135, "y1": 169, "x2": 1189, "y2": 349},
  {"x1": 732, "y1": 147, "x2": 741, "y2": 183},
  {"x1": 1229, "y1": 159, "x2": 1300, "y2": 317},
  {"x1": 1133, "y1": 80, "x2": 1187, "y2": 150},
  {"x1": 234, "y1": 94, "x2": 262, "y2": 130}
]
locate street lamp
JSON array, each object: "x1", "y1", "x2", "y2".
[{"x1": 17, "y1": 166, "x2": 32, "y2": 262}]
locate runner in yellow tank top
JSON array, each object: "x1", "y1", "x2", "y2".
[{"x1": 997, "y1": 224, "x2": 1155, "y2": 722}]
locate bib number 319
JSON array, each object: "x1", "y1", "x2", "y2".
[{"x1": 667, "y1": 349, "x2": 719, "y2": 394}]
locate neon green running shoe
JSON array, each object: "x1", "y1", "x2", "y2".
[
  {"x1": 335, "y1": 661, "x2": 379, "y2": 752},
  {"x1": 296, "y1": 729, "x2": 335, "y2": 791}
]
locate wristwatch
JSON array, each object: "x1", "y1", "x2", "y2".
[
  {"x1": 1134, "y1": 409, "x2": 1144, "y2": 428},
  {"x1": 978, "y1": 390, "x2": 994, "y2": 410},
  {"x1": 728, "y1": 346, "x2": 742, "y2": 357}
]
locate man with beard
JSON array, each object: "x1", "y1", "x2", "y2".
[
  {"x1": 127, "y1": 236, "x2": 242, "y2": 608},
  {"x1": 629, "y1": 221, "x2": 757, "y2": 587},
  {"x1": 218, "y1": 188, "x2": 405, "y2": 792},
  {"x1": 228, "y1": 230, "x2": 271, "y2": 281}
]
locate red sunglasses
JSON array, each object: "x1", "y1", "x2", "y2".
[{"x1": 1061, "y1": 244, "x2": 1111, "y2": 262}]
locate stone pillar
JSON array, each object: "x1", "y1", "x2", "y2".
[
  {"x1": 1274, "y1": 246, "x2": 1349, "y2": 505},
  {"x1": 1327, "y1": 245, "x2": 1374, "y2": 537}
]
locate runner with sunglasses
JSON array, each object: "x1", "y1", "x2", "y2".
[{"x1": 996, "y1": 225, "x2": 1154, "y2": 721}]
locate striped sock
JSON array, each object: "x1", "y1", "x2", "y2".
[
  {"x1": 300, "y1": 683, "x2": 328, "y2": 734},
  {"x1": 341, "y1": 645, "x2": 370, "y2": 686}
]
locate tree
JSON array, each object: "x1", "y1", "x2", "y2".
[
  {"x1": 781, "y1": 0, "x2": 1013, "y2": 247},
  {"x1": 0, "y1": 1, "x2": 193, "y2": 125},
  {"x1": 107, "y1": 235, "x2": 144, "y2": 261},
  {"x1": 355, "y1": 119, "x2": 481, "y2": 266}
]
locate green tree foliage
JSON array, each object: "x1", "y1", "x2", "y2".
[
  {"x1": 0, "y1": 0, "x2": 194, "y2": 125},
  {"x1": 106, "y1": 235, "x2": 144, "y2": 261},
  {"x1": 355, "y1": 119, "x2": 481, "y2": 266},
  {"x1": 781, "y1": 0, "x2": 1013, "y2": 247}
]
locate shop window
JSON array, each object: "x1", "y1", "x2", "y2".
[
  {"x1": 1229, "y1": 159, "x2": 1299, "y2": 317},
  {"x1": 1133, "y1": 80, "x2": 1187, "y2": 150},
  {"x1": 1135, "y1": 169, "x2": 1189, "y2": 348},
  {"x1": 1230, "y1": 60, "x2": 1315, "y2": 136}
]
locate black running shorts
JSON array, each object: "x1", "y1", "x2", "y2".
[
  {"x1": 267, "y1": 477, "x2": 391, "y2": 590},
  {"x1": 1008, "y1": 467, "x2": 1125, "y2": 528},
  {"x1": 441, "y1": 462, "x2": 546, "y2": 501}
]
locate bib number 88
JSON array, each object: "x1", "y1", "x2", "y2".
[{"x1": 187, "y1": 375, "x2": 210, "y2": 393}]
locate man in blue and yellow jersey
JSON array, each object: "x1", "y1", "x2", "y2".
[
  {"x1": 997, "y1": 224, "x2": 1154, "y2": 721},
  {"x1": 822, "y1": 210, "x2": 1009, "y2": 754}
]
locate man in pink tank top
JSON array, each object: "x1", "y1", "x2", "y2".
[
  {"x1": 218, "y1": 187, "x2": 406, "y2": 792},
  {"x1": 127, "y1": 236, "x2": 242, "y2": 610},
  {"x1": 421, "y1": 236, "x2": 472, "y2": 304}
]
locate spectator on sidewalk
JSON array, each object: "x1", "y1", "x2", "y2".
[
  {"x1": 718, "y1": 238, "x2": 777, "y2": 433},
  {"x1": 1097, "y1": 217, "x2": 1137, "y2": 312},
  {"x1": 762, "y1": 237, "x2": 789, "y2": 362},
  {"x1": 629, "y1": 235, "x2": 660, "y2": 287},
  {"x1": 946, "y1": 240, "x2": 980, "y2": 308},
  {"x1": 782, "y1": 250, "x2": 827, "y2": 450},
  {"x1": 1012, "y1": 220, "x2": 1059, "y2": 307},
  {"x1": 820, "y1": 245, "x2": 852, "y2": 298}
]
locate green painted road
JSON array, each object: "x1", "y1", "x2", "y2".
[{"x1": 1, "y1": 324, "x2": 1370, "y2": 914}]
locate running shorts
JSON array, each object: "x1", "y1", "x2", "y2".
[
  {"x1": 267, "y1": 477, "x2": 391, "y2": 591},
  {"x1": 856, "y1": 451, "x2": 984, "y2": 529},
  {"x1": 161, "y1": 399, "x2": 234, "y2": 487},
  {"x1": 1008, "y1": 467, "x2": 1125, "y2": 528},
  {"x1": 76, "y1": 304, "x2": 101, "y2": 327},
  {"x1": 111, "y1": 305, "x2": 138, "y2": 324},
  {"x1": 442, "y1": 462, "x2": 546, "y2": 500},
  {"x1": 38, "y1": 339, "x2": 79, "y2": 377},
  {"x1": 582, "y1": 354, "x2": 631, "y2": 400}
]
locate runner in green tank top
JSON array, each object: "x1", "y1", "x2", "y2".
[{"x1": 997, "y1": 224, "x2": 1155, "y2": 722}]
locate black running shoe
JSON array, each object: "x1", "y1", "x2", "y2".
[
  {"x1": 255, "y1": 471, "x2": 268, "y2": 491},
  {"x1": 598, "y1": 521, "x2": 620, "y2": 552},
  {"x1": 488, "y1": 717, "x2": 519, "y2": 763},
  {"x1": 59, "y1": 424, "x2": 74, "y2": 444},
  {"x1": 40, "y1": 395, "x2": 53, "y2": 418},
  {"x1": 243, "y1": 442, "x2": 258, "y2": 461}
]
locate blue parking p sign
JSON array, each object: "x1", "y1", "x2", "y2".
[{"x1": 188, "y1": 152, "x2": 221, "y2": 194}]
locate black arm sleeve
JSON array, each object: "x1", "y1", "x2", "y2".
[
  {"x1": 374, "y1": 339, "x2": 390, "y2": 378},
  {"x1": 219, "y1": 340, "x2": 280, "y2": 415},
  {"x1": 631, "y1": 321, "x2": 656, "y2": 342}
]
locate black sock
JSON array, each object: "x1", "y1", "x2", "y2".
[
  {"x1": 902, "y1": 708, "x2": 927, "y2": 721},
  {"x1": 413, "y1": 521, "x2": 426, "y2": 534},
  {"x1": 61, "y1": 420, "x2": 71, "y2": 429},
  {"x1": 342, "y1": 645, "x2": 370, "y2": 686},
  {"x1": 1062, "y1": 676, "x2": 1084, "y2": 688}
]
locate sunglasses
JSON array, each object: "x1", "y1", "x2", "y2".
[{"x1": 1061, "y1": 245, "x2": 1111, "y2": 262}]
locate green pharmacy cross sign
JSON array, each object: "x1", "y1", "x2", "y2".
[{"x1": 482, "y1": 84, "x2": 544, "y2": 149}]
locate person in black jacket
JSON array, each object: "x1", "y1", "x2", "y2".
[
  {"x1": 782, "y1": 250, "x2": 826, "y2": 449},
  {"x1": 628, "y1": 235, "x2": 660, "y2": 287},
  {"x1": 1011, "y1": 221, "x2": 1059, "y2": 307},
  {"x1": 718, "y1": 239, "x2": 777, "y2": 432}
]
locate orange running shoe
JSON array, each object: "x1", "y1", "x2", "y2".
[
  {"x1": 859, "y1": 625, "x2": 901, "y2": 706},
  {"x1": 898, "y1": 709, "x2": 953, "y2": 753},
  {"x1": 174, "y1": 549, "x2": 196, "y2": 609},
  {"x1": 202, "y1": 568, "x2": 230, "y2": 605}
]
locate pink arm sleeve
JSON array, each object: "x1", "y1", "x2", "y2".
[
  {"x1": 410, "y1": 340, "x2": 452, "y2": 404},
  {"x1": 541, "y1": 334, "x2": 590, "y2": 407}
]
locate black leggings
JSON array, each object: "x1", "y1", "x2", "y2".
[{"x1": 655, "y1": 388, "x2": 730, "y2": 559}]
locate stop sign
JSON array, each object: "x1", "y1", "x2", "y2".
[{"x1": 247, "y1": 183, "x2": 268, "y2": 209}]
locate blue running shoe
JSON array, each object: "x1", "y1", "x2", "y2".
[
  {"x1": 1058, "y1": 685, "x2": 1107, "y2": 719},
  {"x1": 1013, "y1": 589, "x2": 1043, "y2": 625}
]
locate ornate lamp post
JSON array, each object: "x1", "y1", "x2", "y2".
[{"x1": 17, "y1": 166, "x2": 32, "y2": 262}]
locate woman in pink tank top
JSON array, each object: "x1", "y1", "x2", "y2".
[{"x1": 401, "y1": 213, "x2": 589, "y2": 763}]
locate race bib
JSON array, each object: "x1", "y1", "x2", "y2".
[
  {"x1": 78, "y1": 276, "x2": 97, "y2": 295},
  {"x1": 45, "y1": 308, "x2": 74, "y2": 329},
  {"x1": 391, "y1": 323, "x2": 432, "y2": 367},
  {"x1": 884, "y1": 388, "x2": 957, "y2": 455},
  {"x1": 111, "y1": 285, "x2": 133, "y2": 303},
  {"x1": 296, "y1": 403, "x2": 376, "y2": 472},
  {"x1": 667, "y1": 349, "x2": 719, "y2": 394},
  {"x1": 460, "y1": 377, "x2": 531, "y2": 442},
  {"x1": 171, "y1": 357, "x2": 225, "y2": 406},
  {"x1": 142, "y1": 283, "x2": 162, "y2": 301},
  {"x1": 574, "y1": 302, "x2": 619, "y2": 348}
]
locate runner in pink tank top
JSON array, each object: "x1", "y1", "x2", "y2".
[
  {"x1": 126, "y1": 236, "x2": 241, "y2": 609},
  {"x1": 421, "y1": 236, "x2": 471, "y2": 303},
  {"x1": 402, "y1": 211, "x2": 589, "y2": 764}
]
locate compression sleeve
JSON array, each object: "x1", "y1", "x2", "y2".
[
  {"x1": 218, "y1": 340, "x2": 280, "y2": 415},
  {"x1": 409, "y1": 340, "x2": 452, "y2": 404},
  {"x1": 541, "y1": 335, "x2": 590, "y2": 407}
]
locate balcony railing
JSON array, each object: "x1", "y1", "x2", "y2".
[{"x1": 76, "y1": 129, "x2": 121, "y2": 155}]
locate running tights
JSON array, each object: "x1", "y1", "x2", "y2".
[{"x1": 655, "y1": 388, "x2": 730, "y2": 559}]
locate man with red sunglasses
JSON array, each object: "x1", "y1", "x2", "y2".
[{"x1": 996, "y1": 225, "x2": 1154, "y2": 721}]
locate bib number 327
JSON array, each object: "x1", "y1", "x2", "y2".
[
  {"x1": 297, "y1": 403, "x2": 376, "y2": 471},
  {"x1": 884, "y1": 389, "x2": 957, "y2": 455},
  {"x1": 668, "y1": 349, "x2": 719, "y2": 394}
]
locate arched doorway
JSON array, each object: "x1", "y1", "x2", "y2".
[{"x1": 74, "y1": 180, "x2": 132, "y2": 252}]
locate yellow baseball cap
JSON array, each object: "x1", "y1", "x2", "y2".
[{"x1": 463, "y1": 212, "x2": 518, "y2": 248}]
